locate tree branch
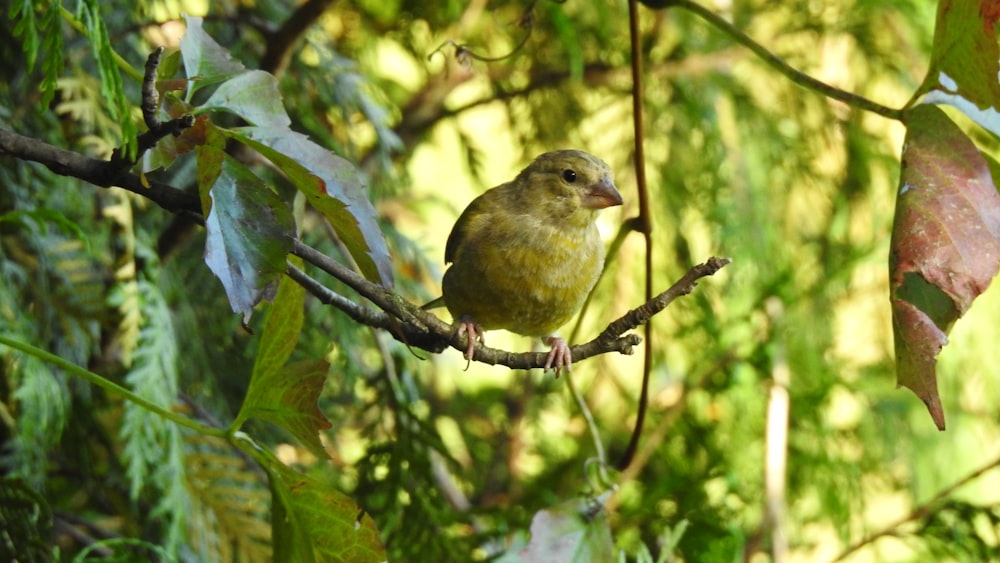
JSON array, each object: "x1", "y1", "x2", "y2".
[
  {"x1": 1, "y1": 124, "x2": 728, "y2": 372},
  {"x1": 662, "y1": 0, "x2": 903, "y2": 120},
  {"x1": 831, "y1": 452, "x2": 1000, "y2": 562},
  {"x1": 0, "y1": 128, "x2": 200, "y2": 216},
  {"x1": 292, "y1": 239, "x2": 729, "y2": 370}
]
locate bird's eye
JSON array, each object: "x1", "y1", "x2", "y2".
[{"x1": 562, "y1": 169, "x2": 577, "y2": 183}]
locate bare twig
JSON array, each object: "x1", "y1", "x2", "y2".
[
  {"x1": 831, "y1": 452, "x2": 1000, "y2": 562},
  {"x1": 137, "y1": 46, "x2": 195, "y2": 152},
  {"x1": 660, "y1": 0, "x2": 903, "y2": 120},
  {"x1": 618, "y1": 0, "x2": 656, "y2": 472}
]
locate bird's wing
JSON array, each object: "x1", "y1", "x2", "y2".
[{"x1": 444, "y1": 186, "x2": 506, "y2": 264}]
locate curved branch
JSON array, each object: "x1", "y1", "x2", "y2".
[
  {"x1": 292, "y1": 239, "x2": 729, "y2": 369},
  {"x1": 831, "y1": 452, "x2": 1000, "y2": 562},
  {"x1": 662, "y1": 0, "x2": 903, "y2": 120}
]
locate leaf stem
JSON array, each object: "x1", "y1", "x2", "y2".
[
  {"x1": 0, "y1": 335, "x2": 226, "y2": 438},
  {"x1": 668, "y1": 0, "x2": 903, "y2": 121}
]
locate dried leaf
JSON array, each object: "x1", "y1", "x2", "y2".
[{"x1": 890, "y1": 104, "x2": 1000, "y2": 429}]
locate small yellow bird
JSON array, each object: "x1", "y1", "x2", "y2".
[{"x1": 427, "y1": 149, "x2": 623, "y2": 372}]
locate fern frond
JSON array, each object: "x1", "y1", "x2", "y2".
[
  {"x1": 186, "y1": 436, "x2": 272, "y2": 563},
  {"x1": 0, "y1": 478, "x2": 54, "y2": 562},
  {"x1": 5, "y1": 355, "x2": 70, "y2": 490},
  {"x1": 8, "y1": 0, "x2": 40, "y2": 70},
  {"x1": 119, "y1": 279, "x2": 190, "y2": 555},
  {"x1": 75, "y1": 0, "x2": 137, "y2": 158},
  {"x1": 38, "y1": 0, "x2": 63, "y2": 107}
]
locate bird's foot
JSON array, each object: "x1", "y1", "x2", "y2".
[
  {"x1": 456, "y1": 317, "x2": 484, "y2": 365},
  {"x1": 543, "y1": 336, "x2": 572, "y2": 376}
]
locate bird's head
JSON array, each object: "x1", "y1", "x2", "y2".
[{"x1": 518, "y1": 150, "x2": 623, "y2": 224}]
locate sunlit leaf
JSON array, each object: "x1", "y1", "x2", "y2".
[
  {"x1": 890, "y1": 104, "x2": 1000, "y2": 429},
  {"x1": 519, "y1": 495, "x2": 614, "y2": 563},
  {"x1": 223, "y1": 126, "x2": 394, "y2": 288},
  {"x1": 201, "y1": 71, "x2": 292, "y2": 128},
  {"x1": 917, "y1": 0, "x2": 1000, "y2": 135},
  {"x1": 181, "y1": 15, "x2": 245, "y2": 94},
  {"x1": 203, "y1": 157, "x2": 295, "y2": 324}
]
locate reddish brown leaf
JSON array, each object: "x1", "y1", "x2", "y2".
[{"x1": 890, "y1": 104, "x2": 1000, "y2": 429}]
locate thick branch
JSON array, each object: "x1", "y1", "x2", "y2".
[{"x1": 0, "y1": 128, "x2": 200, "y2": 215}]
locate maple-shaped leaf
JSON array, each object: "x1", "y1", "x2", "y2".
[
  {"x1": 916, "y1": 0, "x2": 1000, "y2": 135},
  {"x1": 266, "y1": 458, "x2": 385, "y2": 563},
  {"x1": 890, "y1": 104, "x2": 1000, "y2": 430},
  {"x1": 237, "y1": 358, "x2": 332, "y2": 459}
]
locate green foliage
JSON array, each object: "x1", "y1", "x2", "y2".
[
  {"x1": 185, "y1": 436, "x2": 272, "y2": 562},
  {"x1": 0, "y1": 478, "x2": 54, "y2": 562},
  {"x1": 76, "y1": 0, "x2": 138, "y2": 159},
  {"x1": 3, "y1": 0, "x2": 1000, "y2": 562},
  {"x1": 8, "y1": 0, "x2": 65, "y2": 108},
  {"x1": 119, "y1": 279, "x2": 189, "y2": 552}
]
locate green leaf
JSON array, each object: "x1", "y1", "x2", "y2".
[
  {"x1": 266, "y1": 460, "x2": 385, "y2": 563},
  {"x1": 181, "y1": 15, "x2": 246, "y2": 94},
  {"x1": 917, "y1": 0, "x2": 1000, "y2": 135},
  {"x1": 252, "y1": 263, "x2": 305, "y2": 385},
  {"x1": 203, "y1": 156, "x2": 295, "y2": 324},
  {"x1": 238, "y1": 359, "x2": 331, "y2": 458},
  {"x1": 890, "y1": 104, "x2": 1000, "y2": 430},
  {"x1": 234, "y1": 268, "x2": 332, "y2": 459},
  {"x1": 200, "y1": 71, "x2": 292, "y2": 127},
  {"x1": 224, "y1": 126, "x2": 394, "y2": 288},
  {"x1": 518, "y1": 495, "x2": 615, "y2": 563}
]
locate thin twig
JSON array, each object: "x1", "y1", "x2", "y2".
[
  {"x1": 618, "y1": 0, "x2": 656, "y2": 472},
  {"x1": 664, "y1": 0, "x2": 903, "y2": 120},
  {"x1": 831, "y1": 452, "x2": 1000, "y2": 562}
]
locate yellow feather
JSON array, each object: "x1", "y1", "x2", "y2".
[{"x1": 439, "y1": 150, "x2": 622, "y2": 338}]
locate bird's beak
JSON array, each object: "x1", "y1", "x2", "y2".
[{"x1": 581, "y1": 177, "x2": 623, "y2": 209}]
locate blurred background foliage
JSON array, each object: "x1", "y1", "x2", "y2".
[{"x1": 2, "y1": 0, "x2": 1000, "y2": 561}]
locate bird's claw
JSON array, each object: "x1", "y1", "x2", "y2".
[
  {"x1": 457, "y1": 317, "x2": 484, "y2": 363},
  {"x1": 543, "y1": 336, "x2": 572, "y2": 377}
]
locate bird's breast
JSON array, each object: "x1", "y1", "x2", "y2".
[{"x1": 442, "y1": 220, "x2": 605, "y2": 337}]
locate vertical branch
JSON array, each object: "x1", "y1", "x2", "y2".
[
  {"x1": 764, "y1": 299, "x2": 790, "y2": 562},
  {"x1": 618, "y1": 0, "x2": 655, "y2": 470}
]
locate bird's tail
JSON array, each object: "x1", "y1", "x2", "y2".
[{"x1": 421, "y1": 296, "x2": 445, "y2": 310}]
